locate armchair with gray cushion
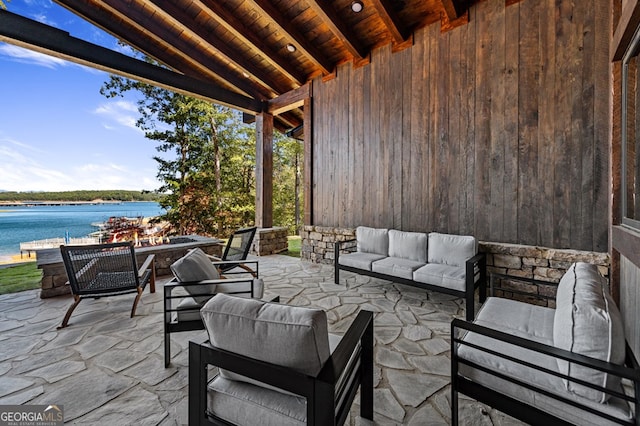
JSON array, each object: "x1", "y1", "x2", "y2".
[
  {"x1": 164, "y1": 248, "x2": 269, "y2": 368},
  {"x1": 189, "y1": 293, "x2": 374, "y2": 425}
]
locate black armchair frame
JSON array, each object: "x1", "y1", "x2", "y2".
[
  {"x1": 59, "y1": 241, "x2": 155, "y2": 329},
  {"x1": 212, "y1": 227, "x2": 257, "y2": 276},
  {"x1": 334, "y1": 239, "x2": 486, "y2": 320},
  {"x1": 189, "y1": 310, "x2": 374, "y2": 426},
  {"x1": 164, "y1": 271, "x2": 273, "y2": 368},
  {"x1": 451, "y1": 318, "x2": 640, "y2": 426}
]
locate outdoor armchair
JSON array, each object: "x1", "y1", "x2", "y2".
[
  {"x1": 58, "y1": 241, "x2": 156, "y2": 329},
  {"x1": 164, "y1": 247, "x2": 266, "y2": 367},
  {"x1": 208, "y1": 226, "x2": 257, "y2": 277},
  {"x1": 189, "y1": 293, "x2": 374, "y2": 425}
]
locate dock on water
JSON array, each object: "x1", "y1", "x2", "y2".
[{"x1": 19, "y1": 237, "x2": 101, "y2": 258}]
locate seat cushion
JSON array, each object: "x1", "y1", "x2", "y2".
[
  {"x1": 356, "y1": 226, "x2": 389, "y2": 255},
  {"x1": 170, "y1": 248, "x2": 219, "y2": 303},
  {"x1": 413, "y1": 263, "x2": 466, "y2": 292},
  {"x1": 338, "y1": 252, "x2": 387, "y2": 271},
  {"x1": 388, "y1": 230, "x2": 428, "y2": 263},
  {"x1": 458, "y1": 297, "x2": 632, "y2": 426},
  {"x1": 208, "y1": 376, "x2": 306, "y2": 426},
  {"x1": 372, "y1": 257, "x2": 425, "y2": 280},
  {"x1": 175, "y1": 296, "x2": 203, "y2": 322},
  {"x1": 427, "y1": 233, "x2": 477, "y2": 267},
  {"x1": 553, "y1": 262, "x2": 626, "y2": 403},
  {"x1": 201, "y1": 294, "x2": 330, "y2": 389}
]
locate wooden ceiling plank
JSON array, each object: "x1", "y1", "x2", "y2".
[
  {"x1": 305, "y1": 0, "x2": 368, "y2": 60},
  {"x1": 248, "y1": 0, "x2": 335, "y2": 75},
  {"x1": 58, "y1": 0, "x2": 268, "y2": 100},
  {"x1": 196, "y1": 0, "x2": 307, "y2": 85},
  {"x1": 0, "y1": 9, "x2": 262, "y2": 112},
  {"x1": 370, "y1": 0, "x2": 412, "y2": 43},
  {"x1": 146, "y1": 0, "x2": 295, "y2": 95}
]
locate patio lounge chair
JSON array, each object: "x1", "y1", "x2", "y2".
[
  {"x1": 189, "y1": 293, "x2": 374, "y2": 425},
  {"x1": 164, "y1": 247, "x2": 268, "y2": 367},
  {"x1": 58, "y1": 242, "x2": 156, "y2": 329}
]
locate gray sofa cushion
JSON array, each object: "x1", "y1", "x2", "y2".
[
  {"x1": 372, "y1": 257, "x2": 425, "y2": 280},
  {"x1": 201, "y1": 294, "x2": 330, "y2": 387},
  {"x1": 427, "y1": 233, "x2": 477, "y2": 267},
  {"x1": 388, "y1": 230, "x2": 428, "y2": 263},
  {"x1": 413, "y1": 263, "x2": 466, "y2": 291},
  {"x1": 356, "y1": 226, "x2": 389, "y2": 255},
  {"x1": 170, "y1": 248, "x2": 219, "y2": 303},
  {"x1": 458, "y1": 297, "x2": 632, "y2": 426},
  {"x1": 338, "y1": 252, "x2": 387, "y2": 271},
  {"x1": 553, "y1": 262, "x2": 626, "y2": 403}
]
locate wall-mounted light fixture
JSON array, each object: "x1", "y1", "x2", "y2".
[
  {"x1": 351, "y1": 1, "x2": 363, "y2": 13},
  {"x1": 286, "y1": 43, "x2": 296, "y2": 52}
]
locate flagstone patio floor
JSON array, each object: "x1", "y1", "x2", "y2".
[{"x1": 0, "y1": 254, "x2": 522, "y2": 425}]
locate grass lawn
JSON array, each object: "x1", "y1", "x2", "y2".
[
  {"x1": 283, "y1": 235, "x2": 301, "y2": 258},
  {"x1": 0, "y1": 262, "x2": 42, "y2": 295}
]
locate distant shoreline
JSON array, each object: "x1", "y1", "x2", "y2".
[{"x1": 0, "y1": 200, "x2": 126, "y2": 207}]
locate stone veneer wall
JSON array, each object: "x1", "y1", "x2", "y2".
[
  {"x1": 300, "y1": 226, "x2": 610, "y2": 307},
  {"x1": 251, "y1": 227, "x2": 289, "y2": 256}
]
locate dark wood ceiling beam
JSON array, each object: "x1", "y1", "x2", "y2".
[
  {"x1": 0, "y1": 10, "x2": 262, "y2": 112},
  {"x1": 146, "y1": 0, "x2": 295, "y2": 95},
  {"x1": 440, "y1": 0, "x2": 467, "y2": 22},
  {"x1": 267, "y1": 83, "x2": 311, "y2": 115},
  {"x1": 55, "y1": 0, "x2": 239, "y2": 94},
  {"x1": 370, "y1": 0, "x2": 411, "y2": 43},
  {"x1": 305, "y1": 0, "x2": 368, "y2": 60},
  {"x1": 58, "y1": 0, "x2": 268, "y2": 101},
  {"x1": 98, "y1": 0, "x2": 273, "y2": 99},
  {"x1": 196, "y1": 0, "x2": 307, "y2": 86},
  {"x1": 248, "y1": 0, "x2": 334, "y2": 75}
]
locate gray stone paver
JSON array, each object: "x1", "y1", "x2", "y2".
[{"x1": 0, "y1": 254, "x2": 522, "y2": 425}]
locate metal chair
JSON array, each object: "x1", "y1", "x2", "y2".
[
  {"x1": 210, "y1": 227, "x2": 257, "y2": 276},
  {"x1": 189, "y1": 294, "x2": 374, "y2": 425},
  {"x1": 58, "y1": 242, "x2": 155, "y2": 329}
]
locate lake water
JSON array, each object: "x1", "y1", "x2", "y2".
[{"x1": 0, "y1": 202, "x2": 165, "y2": 258}]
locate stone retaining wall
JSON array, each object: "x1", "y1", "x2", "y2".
[
  {"x1": 300, "y1": 225, "x2": 610, "y2": 306},
  {"x1": 38, "y1": 235, "x2": 222, "y2": 298},
  {"x1": 251, "y1": 227, "x2": 289, "y2": 256}
]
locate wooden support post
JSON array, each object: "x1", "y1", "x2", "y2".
[
  {"x1": 303, "y1": 97, "x2": 313, "y2": 226},
  {"x1": 256, "y1": 112, "x2": 273, "y2": 228}
]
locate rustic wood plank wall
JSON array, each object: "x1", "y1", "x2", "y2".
[{"x1": 311, "y1": 0, "x2": 611, "y2": 252}]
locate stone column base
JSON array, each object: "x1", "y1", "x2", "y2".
[{"x1": 251, "y1": 227, "x2": 289, "y2": 256}]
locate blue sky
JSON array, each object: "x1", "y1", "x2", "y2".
[{"x1": 0, "y1": 0, "x2": 163, "y2": 192}]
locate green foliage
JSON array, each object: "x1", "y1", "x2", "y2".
[
  {"x1": 100, "y1": 48, "x2": 301, "y2": 238},
  {"x1": 101, "y1": 73, "x2": 257, "y2": 237},
  {"x1": 0, "y1": 190, "x2": 160, "y2": 202},
  {"x1": 0, "y1": 263, "x2": 41, "y2": 295}
]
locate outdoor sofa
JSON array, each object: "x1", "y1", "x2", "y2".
[
  {"x1": 451, "y1": 262, "x2": 640, "y2": 425},
  {"x1": 334, "y1": 227, "x2": 486, "y2": 320}
]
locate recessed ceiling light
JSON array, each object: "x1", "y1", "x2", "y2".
[
  {"x1": 286, "y1": 43, "x2": 296, "y2": 52},
  {"x1": 351, "y1": 1, "x2": 363, "y2": 13}
]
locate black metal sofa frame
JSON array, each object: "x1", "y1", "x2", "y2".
[
  {"x1": 451, "y1": 274, "x2": 640, "y2": 426},
  {"x1": 189, "y1": 310, "x2": 374, "y2": 425},
  {"x1": 334, "y1": 240, "x2": 486, "y2": 321}
]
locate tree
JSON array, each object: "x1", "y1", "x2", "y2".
[
  {"x1": 101, "y1": 75, "x2": 255, "y2": 236},
  {"x1": 272, "y1": 133, "x2": 303, "y2": 233}
]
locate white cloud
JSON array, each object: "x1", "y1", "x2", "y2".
[
  {"x1": 0, "y1": 44, "x2": 68, "y2": 69},
  {"x1": 0, "y1": 139, "x2": 159, "y2": 192},
  {"x1": 93, "y1": 100, "x2": 141, "y2": 132}
]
